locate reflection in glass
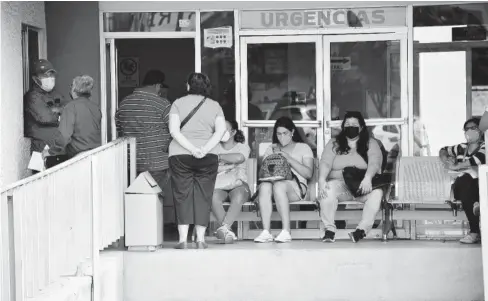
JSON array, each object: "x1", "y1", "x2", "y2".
[
  {"x1": 200, "y1": 11, "x2": 236, "y2": 120},
  {"x1": 103, "y1": 12, "x2": 196, "y2": 32},
  {"x1": 247, "y1": 43, "x2": 316, "y2": 120},
  {"x1": 330, "y1": 41, "x2": 401, "y2": 119},
  {"x1": 247, "y1": 127, "x2": 317, "y2": 161}
]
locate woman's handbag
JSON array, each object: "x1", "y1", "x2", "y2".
[{"x1": 342, "y1": 166, "x2": 391, "y2": 198}]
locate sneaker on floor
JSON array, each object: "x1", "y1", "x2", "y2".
[
  {"x1": 275, "y1": 230, "x2": 292, "y2": 243},
  {"x1": 254, "y1": 230, "x2": 274, "y2": 243},
  {"x1": 349, "y1": 229, "x2": 366, "y2": 243},
  {"x1": 460, "y1": 233, "x2": 481, "y2": 244},
  {"x1": 215, "y1": 226, "x2": 235, "y2": 244},
  {"x1": 473, "y1": 202, "x2": 480, "y2": 217},
  {"x1": 322, "y1": 230, "x2": 336, "y2": 243}
]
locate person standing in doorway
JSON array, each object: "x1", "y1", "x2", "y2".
[
  {"x1": 116, "y1": 70, "x2": 172, "y2": 202},
  {"x1": 45, "y1": 75, "x2": 101, "y2": 160},
  {"x1": 168, "y1": 72, "x2": 226, "y2": 250},
  {"x1": 24, "y1": 59, "x2": 67, "y2": 170}
]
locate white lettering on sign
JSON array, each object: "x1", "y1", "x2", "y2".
[{"x1": 240, "y1": 7, "x2": 406, "y2": 29}]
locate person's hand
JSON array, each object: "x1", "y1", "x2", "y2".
[
  {"x1": 359, "y1": 176, "x2": 373, "y2": 195},
  {"x1": 41, "y1": 148, "x2": 51, "y2": 159},
  {"x1": 275, "y1": 151, "x2": 290, "y2": 160},
  {"x1": 51, "y1": 106, "x2": 63, "y2": 114},
  {"x1": 318, "y1": 180, "x2": 329, "y2": 199},
  {"x1": 191, "y1": 147, "x2": 205, "y2": 159}
]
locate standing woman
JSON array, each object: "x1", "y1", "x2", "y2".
[{"x1": 168, "y1": 72, "x2": 226, "y2": 249}]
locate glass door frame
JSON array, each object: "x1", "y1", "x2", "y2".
[
  {"x1": 239, "y1": 32, "x2": 409, "y2": 160},
  {"x1": 323, "y1": 33, "x2": 409, "y2": 155},
  {"x1": 239, "y1": 35, "x2": 325, "y2": 158}
]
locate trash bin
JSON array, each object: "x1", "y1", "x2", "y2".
[{"x1": 125, "y1": 171, "x2": 164, "y2": 251}]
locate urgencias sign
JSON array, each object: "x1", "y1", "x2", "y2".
[{"x1": 240, "y1": 7, "x2": 406, "y2": 30}]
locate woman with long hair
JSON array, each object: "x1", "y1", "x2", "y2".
[
  {"x1": 318, "y1": 111, "x2": 383, "y2": 243},
  {"x1": 168, "y1": 72, "x2": 226, "y2": 249},
  {"x1": 254, "y1": 117, "x2": 314, "y2": 243},
  {"x1": 211, "y1": 120, "x2": 251, "y2": 243}
]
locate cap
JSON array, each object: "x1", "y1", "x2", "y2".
[{"x1": 33, "y1": 59, "x2": 56, "y2": 75}]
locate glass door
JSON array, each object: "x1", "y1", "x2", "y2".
[
  {"x1": 101, "y1": 39, "x2": 119, "y2": 143},
  {"x1": 239, "y1": 35, "x2": 324, "y2": 162},
  {"x1": 323, "y1": 33, "x2": 408, "y2": 163}
]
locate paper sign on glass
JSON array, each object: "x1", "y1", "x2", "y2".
[{"x1": 203, "y1": 26, "x2": 233, "y2": 49}]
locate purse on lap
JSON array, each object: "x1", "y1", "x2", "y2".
[{"x1": 342, "y1": 166, "x2": 391, "y2": 198}]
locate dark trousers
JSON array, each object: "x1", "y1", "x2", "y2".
[
  {"x1": 169, "y1": 154, "x2": 218, "y2": 226},
  {"x1": 453, "y1": 174, "x2": 480, "y2": 233}
]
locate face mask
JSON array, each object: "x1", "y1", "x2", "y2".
[
  {"x1": 465, "y1": 129, "x2": 480, "y2": 143},
  {"x1": 39, "y1": 77, "x2": 55, "y2": 92},
  {"x1": 344, "y1": 126, "x2": 360, "y2": 139},
  {"x1": 221, "y1": 131, "x2": 231, "y2": 142}
]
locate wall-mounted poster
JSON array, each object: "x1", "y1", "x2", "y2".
[
  {"x1": 204, "y1": 26, "x2": 233, "y2": 49},
  {"x1": 118, "y1": 57, "x2": 139, "y2": 88}
]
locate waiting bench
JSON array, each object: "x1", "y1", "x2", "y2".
[{"x1": 383, "y1": 156, "x2": 465, "y2": 241}]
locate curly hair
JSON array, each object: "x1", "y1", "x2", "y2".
[
  {"x1": 272, "y1": 116, "x2": 303, "y2": 144},
  {"x1": 227, "y1": 120, "x2": 245, "y2": 143},
  {"x1": 187, "y1": 72, "x2": 212, "y2": 97},
  {"x1": 334, "y1": 111, "x2": 370, "y2": 157},
  {"x1": 72, "y1": 75, "x2": 94, "y2": 98}
]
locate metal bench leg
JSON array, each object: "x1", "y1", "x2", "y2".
[{"x1": 237, "y1": 221, "x2": 244, "y2": 240}]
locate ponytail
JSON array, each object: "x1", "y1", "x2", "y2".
[{"x1": 234, "y1": 129, "x2": 245, "y2": 143}]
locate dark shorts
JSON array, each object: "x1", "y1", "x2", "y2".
[{"x1": 169, "y1": 154, "x2": 218, "y2": 226}]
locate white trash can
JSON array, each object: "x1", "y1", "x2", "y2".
[{"x1": 125, "y1": 171, "x2": 164, "y2": 251}]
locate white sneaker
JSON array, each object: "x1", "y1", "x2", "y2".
[
  {"x1": 274, "y1": 230, "x2": 292, "y2": 243},
  {"x1": 460, "y1": 233, "x2": 481, "y2": 244},
  {"x1": 254, "y1": 230, "x2": 274, "y2": 243},
  {"x1": 215, "y1": 226, "x2": 235, "y2": 244}
]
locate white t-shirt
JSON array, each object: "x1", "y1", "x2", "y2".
[
  {"x1": 215, "y1": 142, "x2": 251, "y2": 183},
  {"x1": 263, "y1": 142, "x2": 314, "y2": 186}
]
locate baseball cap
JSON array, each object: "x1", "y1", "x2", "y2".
[{"x1": 33, "y1": 59, "x2": 56, "y2": 75}]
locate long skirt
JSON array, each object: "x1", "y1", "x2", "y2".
[{"x1": 169, "y1": 154, "x2": 218, "y2": 226}]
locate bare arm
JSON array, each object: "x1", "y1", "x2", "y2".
[
  {"x1": 201, "y1": 115, "x2": 226, "y2": 154},
  {"x1": 318, "y1": 141, "x2": 335, "y2": 184},
  {"x1": 219, "y1": 153, "x2": 245, "y2": 164},
  {"x1": 365, "y1": 140, "x2": 382, "y2": 179},
  {"x1": 285, "y1": 155, "x2": 313, "y2": 180}
]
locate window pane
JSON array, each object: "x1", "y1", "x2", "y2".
[
  {"x1": 247, "y1": 43, "x2": 316, "y2": 120},
  {"x1": 414, "y1": 3, "x2": 488, "y2": 30},
  {"x1": 248, "y1": 127, "x2": 318, "y2": 161},
  {"x1": 201, "y1": 11, "x2": 236, "y2": 120},
  {"x1": 330, "y1": 40, "x2": 401, "y2": 119},
  {"x1": 103, "y1": 12, "x2": 196, "y2": 32}
]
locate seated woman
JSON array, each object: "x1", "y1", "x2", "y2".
[
  {"x1": 212, "y1": 120, "x2": 251, "y2": 244},
  {"x1": 254, "y1": 117, "x2": 314, "y2": 243},
  {"x1": 318, "y1": 111, "x2": 383, "y2": 243},
  {"x1": 439, "y1": 117, "x2": 485, "y2": 244}
]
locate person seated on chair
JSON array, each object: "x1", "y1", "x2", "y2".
[
  {"x1": 212, "y1": 120, "x2": 251, "y2": 244},
  {"x1": 439, "y1": 117, "x2": 485, "y2": 244},
  {"x1": 318, "y1": 111, "x2": 384, "y2": 243},
  {"x1": 254, "y1": 117, "x2": 314, "y2": 243}
]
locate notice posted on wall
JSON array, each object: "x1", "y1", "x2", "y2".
[
  {"x1": 204, "y1": 26, "x2": 233, "y2": 49},
  {"x1": 118, "y1": 57, "x2": 140, "y2": 88}
]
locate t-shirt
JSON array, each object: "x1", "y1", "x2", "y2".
[
  {"x1": 320, "y1": 138, "x2": 382, "y2": 181},
  {"x1": 263, "y1": 142, "x2": 314, "y2": 186},
  {"x1": 168, "y1": 94, "x2": 224, "y2": 157},
  {"x1": 215, "y1": 142, "x2": 251, "y2": 183}
]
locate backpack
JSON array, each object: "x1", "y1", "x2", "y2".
[{"x1": 259, "y1": 154, "x2": 294, "y2": 182}]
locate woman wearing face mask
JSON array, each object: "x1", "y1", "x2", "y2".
[
  {"x1": 254, "y1": 117, "x2": 314, "y2": 243},
  {"x1": 439, "y1": 117, "x2": 485, "y2": 244},
  {"x1": 318, "y1": 111, "x2": 383, "y2": 243},
  {"x1": 211, "y1": 120, "x2": 251, "y2": 243}
]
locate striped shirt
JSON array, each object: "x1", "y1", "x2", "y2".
[
  {"x1": 440, "y1": 142, "x2": 486, "y2": 166},
  {"x1": 115, "y1": 90, "x2": 171, "y2": 171}
]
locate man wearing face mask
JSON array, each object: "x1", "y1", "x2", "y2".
[
  {"x1": 24, "y1": 59, "x2": 67, "y2": 157},
  {"x1": 440, "y1": 117, "x2": 485, "y2": 244},
  {"x1": 115, "y1": 69, "x2": 172, "y2": 202}
]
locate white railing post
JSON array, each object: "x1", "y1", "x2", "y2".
[
  {"x1": 129, "y1": 138, "x2": 137, "y2": 184},
  {"x1": 91, "y1": 155, "x2": 101, "y2": 301}
]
